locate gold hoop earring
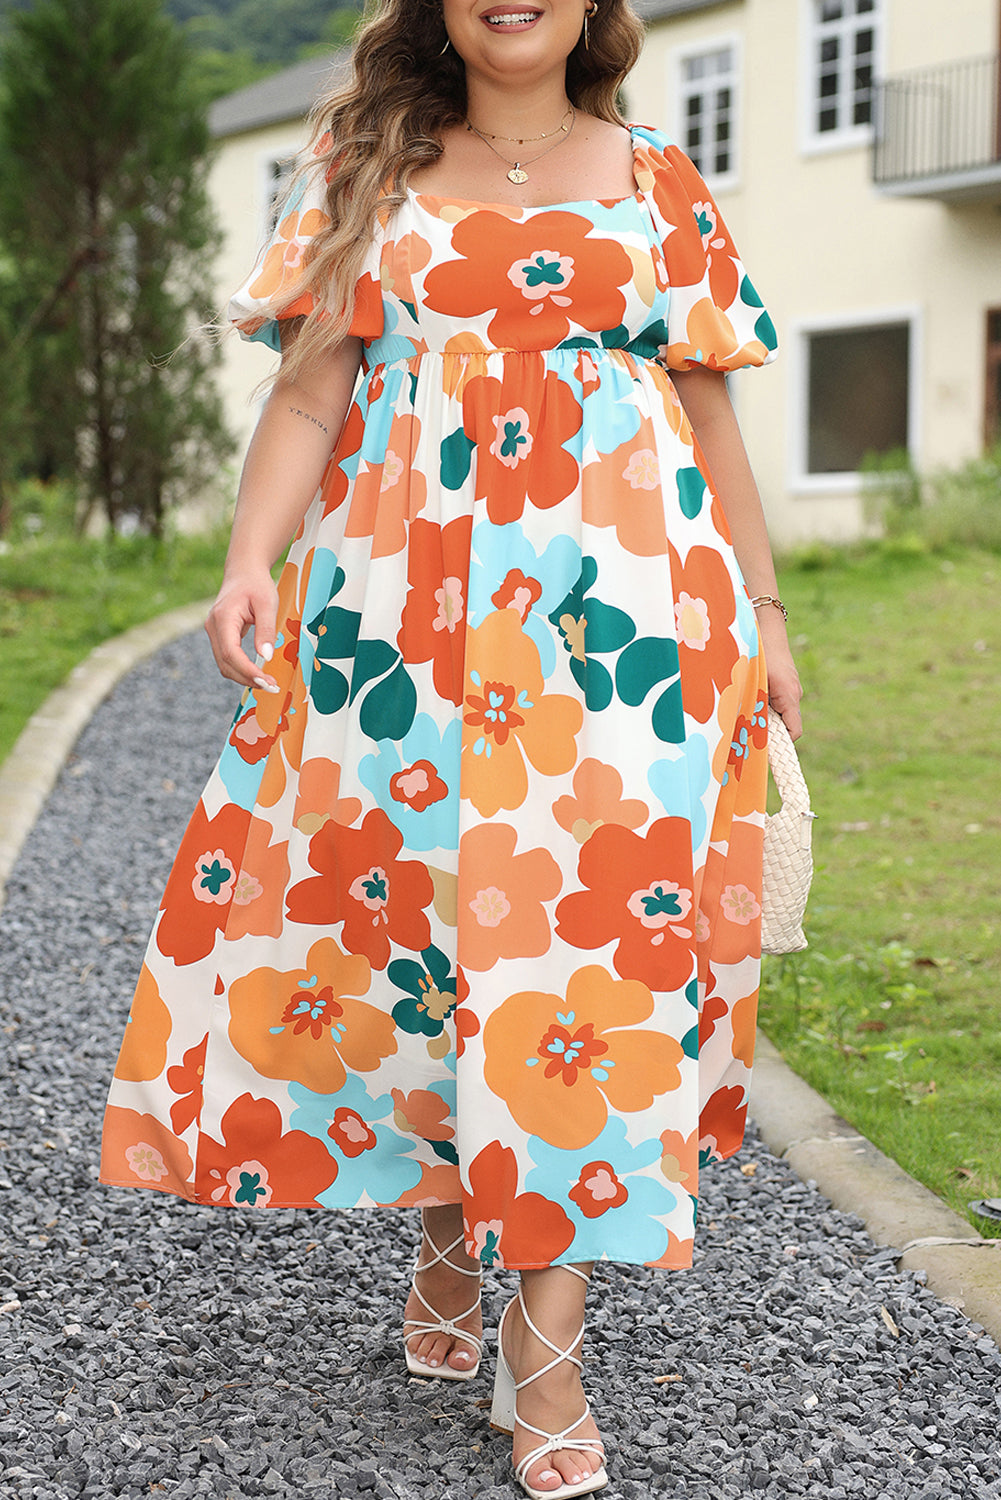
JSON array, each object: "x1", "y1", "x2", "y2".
[{"x1": 584, "y1": 1, "x2": 598, "y2": 50}]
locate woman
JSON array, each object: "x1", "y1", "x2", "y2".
[{"x1": 101, "y1": 0, "x2": 802, "y2": 1495}]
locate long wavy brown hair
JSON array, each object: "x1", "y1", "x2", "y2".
[{"x1": 271, "y1": 0, "x2": 645, "y2": 379}]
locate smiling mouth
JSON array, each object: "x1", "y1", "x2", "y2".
[{"x1": 483, "y1": 9, "x2": 543, "y2": 26}]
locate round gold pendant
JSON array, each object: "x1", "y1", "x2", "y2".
[{"x1": 507, "y1": 166, "x2": 528, "y2": 184}]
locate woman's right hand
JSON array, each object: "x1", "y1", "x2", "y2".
[{"x1": 205, "y1": 568, "x2": 280, "y2": 692}]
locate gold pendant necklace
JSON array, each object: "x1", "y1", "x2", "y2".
[{"x1": 465, "y1": 107, "x2": 576, "y2": 184}]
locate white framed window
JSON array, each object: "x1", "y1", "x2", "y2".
[
  {"x1": 790, "y1": 308, "x2": 921, "y2": 491},
  {"x1": 801, "y1": 0, "x2": 882, "y2": 154},
  {"x1": 259, "y1": 152, "x2": 297, "y2": 239},
  {"x1": 673, "y1": 38, "x2": 740, "y2": 188}
]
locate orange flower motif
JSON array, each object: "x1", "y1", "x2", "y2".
[
  {"x1": 552, "y1": 758, "x2": 648, "y2": 845},
  {"x1": 293, "y1": 758, "x2": 363, "y2": 838},
  {"x1": 457, "y1": 823, "x2": 562, "y2": 972},
  {"x1": 196, "y1": 1094, "x2": 339, "y2": 1207},
  {"x1": 555, "y1": 818, "x2": 697, "y2": 992},
  {"x1": 227, "y1": 936, "x2": 396, "y2": 1094},
  {"x1": 391, "y1": 1087, "x2": 455, "y2": 1142},
  {"x1": 398, "y1": 515, "x2": 472, "y2": 707},
  {"x1": 582, "y1": 433, "x2": 670, "y2": 557},
  {"x1": 113, "y1": 965, "x2": 171, "y2": 1083},
  {"x1": 710, "y1": 656, "x2": 769, "y2": 824},
  {"x1": 248, "y1": 205, "x2": 330, "y2": 305},
  {"x1": 380, "y1": 230, "x2": 432, "y2": 307},
  {"x1": 388, "y1": 1161, "x2": 463, "y2": 1207},
  {"x1": 345, "y1": 412, "x2": 427, "y2": 558},
  {"x1": 658, "y1": 1126, "x2": 699, "y2": 1188},
  {"x1": 156, "y1": 803, "x2": 289, "y2": 966},
  {"x1": 700, "y1": 1084, "x2": 748, "y2": 1162},
  {"x1": 569, "y1": 1160, "x2": 629, "y2": 1218},
  {"x1": 422, "y1": 209, "x2": 635, "y2": 348},
  {"x1": 460, "y1": 370, "x2": 581, "y2": 525},
  {"x1": 667, "y1": 542, "x2": 744, "y2": 724},
  {"x1": 166, "y1": 1034, "x2": 208, "y2": 1136},
  {"x1": 284, "y1": 808, "x2": 434, "y2": 970},
  {"x1": 483, "y1": 964, "x2": 684, "y2": 1150},
  {"x1": 101, "y1": 1108, "x2": 194, "y2": 1198},
  {"x1": 463, "y1": 1140, "x2": 575, "y2": 1268},
  {"x1": 462, "y1": 610, "x2": 582, "y2": 819},
  {"x1": 698, "y1": 819, "x2": 764, "y2": 966},
  {"x1": 730, "y1": 990, "x2": 758, "y2": 1063}
]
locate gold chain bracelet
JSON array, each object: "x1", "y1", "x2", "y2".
[{"x1": 750, "y1": 594, "x2": 789, "y2": 623}]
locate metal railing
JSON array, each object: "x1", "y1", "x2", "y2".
[{"x1": 873, "y1": 53, "x2": 1001, "y2": 188}]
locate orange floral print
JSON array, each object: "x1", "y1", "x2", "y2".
[
  {"x1": 462, "y1": 611, "x2": 582, "y2": 819},
  {"x1": 228, "y1": 936, "x2": 395, "y2": 1094},
  {"x1": 248, "y1": 205, "x2": 330, "y2": 305},
  {"x1": 457, "y1": 822, "x2": 562, "y2": 972},
  {"x1": 285, "y1": 808, "x2": 434, "y2": 970},
  {"x1": 422, "y1": 209, "x2": 635, "y2": 348},
  {"x1": 197, "y1": 1094, "x2": 339, "y2": 1207},
  {"x1": 556, "y1": 818, "x2": 697, "y2": 992},
  {"x1": 582, "y1": 434, "x2": 670, "y2": 557},
  {"x1": 345, "y1": 412, "x2": 427, "y2": 558},
  {"x1": 391, "y1": 1087, "x2": 455, "y2": 1142},
  {"x1": 166, "y1": 1034, "x2": 208, "y2": 1136},
  {"x1": 101, "y1": 1107, "x2": 194, "y2": 1198},
  {"x1": 552, "y1": 758, "x2": 648, "y2": 844},
  {"x1": 113, "y1": 965, "x2": 171, "y2": 1083},
  {"x1": 483, "y1": 965, "x2": 684, "y2": 1150},
  {"x1": 460, "y1": 369, "x2": 582, "y2": 524},
  {"x1": 398, "y1": 515, "x2": 472, "y2": 706}
]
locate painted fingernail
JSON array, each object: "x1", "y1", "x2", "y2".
[
  {"x1": 253, "y1": 677, "x2": 280, "y2": 694},
  {"x1": 259, "y1": 642, "x2": 274, "y2": 662}
]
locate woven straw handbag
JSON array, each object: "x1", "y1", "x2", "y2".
[{"x1": 761, "y1": 708, "x2": 815, "y2": 955}]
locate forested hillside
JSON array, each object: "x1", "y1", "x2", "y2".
[
  {"x1": 0, "y1": 0, "x2": 362, "y2": 99},
  {"x1": 165, "y1": 0, "x2": 362, "y2": 65}
]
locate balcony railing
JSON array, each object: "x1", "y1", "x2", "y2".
[{"x1": 873, "y1": 54, "x2": 1001, "y2": 201}]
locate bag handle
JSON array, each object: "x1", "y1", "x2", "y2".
[{"x1": 767, "y1": 707, "x2": 813, "y2": 819}]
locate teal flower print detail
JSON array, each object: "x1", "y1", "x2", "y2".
[
  {"x1": 305, "y1": 564, "x2": 417, "y2": 740},
  {"x1": 390, "y1": 944, "x2": 458, "y2": 1038},
  {"x1": 197, "y1": 857, "x2": 233, "y2": 897},
  {"x1": 523, "y1": 254, "x2": 567, "y2": 288},
  {"x1": 549, "y1": 556, "x2": 636, "y2": 711},
  {"x1": 479, "y1": 1227, "x2": 502, "y2": 1267},
  {"x1": 500, "y1": 418, "x2": 529, "y2": 460},
  {"x1": 615, "y1": 635, "x2": 684, "y2": 744},
  {"x1": 233, "y1": 1169, "x2": 268, "y2": 1206}
]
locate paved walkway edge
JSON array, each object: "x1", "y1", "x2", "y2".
[
  {"x1": 750, "y1": 1030, "x2": 1000, "y2": 1341},
  {"x1": 1, "y1": 606, "x2": 998, "y2": 1344},
  {"x1": 0, "y1": 599, "x2": 213, "y2": 911}
]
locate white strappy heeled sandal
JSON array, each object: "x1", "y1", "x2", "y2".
[
  {"x1": 490, "y1": 1264, "x2": 607, "y2": 1500},
  {"x1": 403, "y1": 1210, "x2": 483, "y2": 1380}
]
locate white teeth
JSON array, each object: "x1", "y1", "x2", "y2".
[{"x1": 486, "y1": 12, "x2": 539, "y2": 23}]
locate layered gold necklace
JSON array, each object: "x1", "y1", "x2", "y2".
[{"x1": 465, "y1": 105, "x2": 576, "y2": 184}]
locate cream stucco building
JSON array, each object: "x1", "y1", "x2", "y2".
[{"x1": 208, "y1": 2, "x2": 1001, "y2": 543}]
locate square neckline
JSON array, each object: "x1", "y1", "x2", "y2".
[{"x1": 406, "y1": 124, "x2": 646, "y2": 216}]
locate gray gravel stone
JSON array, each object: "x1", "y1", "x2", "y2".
[{"x1": 2, "y1": 629, "x2": 1001, "y2": 1500}]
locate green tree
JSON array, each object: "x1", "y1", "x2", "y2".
[{"x1": 0, "y1": 0, "x2": 232, "y2": 536}]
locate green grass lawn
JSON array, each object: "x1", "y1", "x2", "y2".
[
  {"x1": 0, "y1": 529, "x2": 228, "y2": 763},
  {"x1": 764, "y1": 544, "x2": 1001, "y2": 1231},
  {"x1": 1, "y1": 523, "x2": 998, "y2": 1230}
]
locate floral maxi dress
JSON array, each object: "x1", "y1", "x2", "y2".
[{"x1": 101, "y1": 126, "x2": 777, "y2": 1271}]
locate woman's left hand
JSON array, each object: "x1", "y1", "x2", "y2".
[{"x1": 757, "y1": 611, "x2": 803, "y2": 740}]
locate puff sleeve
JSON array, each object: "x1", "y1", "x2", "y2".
[
  {"x1": 227, "y1": 160, "x2": 384, "y2": 351},
  {"x1": 632, "y1": 126, "x2": 777, "y2": 374}
]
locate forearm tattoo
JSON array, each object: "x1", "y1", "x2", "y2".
[{"x1": 288, "y1": 405, "x2": 329, "y2": 436}]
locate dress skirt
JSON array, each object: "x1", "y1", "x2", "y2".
[{"x1": 101, "y1": 125, "x2": 777, "y2": 1270}]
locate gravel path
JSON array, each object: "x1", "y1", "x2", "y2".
[{"x1": 1, "y1": 631, "x2": 999, "y2": 1500}]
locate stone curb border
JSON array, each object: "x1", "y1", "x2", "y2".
[
  {"x1": 749, "y1": 1032, "x2": 1000, "y2": 1341},
  {"x1": 1, "y1": 608, "x2": 998, "y2": 1345},
  {"x1": 0, "y1": 600, "x2": 214, "y2": 911}
]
